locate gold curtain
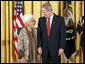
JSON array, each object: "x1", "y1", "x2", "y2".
[{"x1": 1, "y1": 1, "x2": 84, "y2": 63}]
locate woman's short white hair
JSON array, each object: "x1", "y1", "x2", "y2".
[{"x1": 22, "y1": 14, "x2": 33, "y2": 24}]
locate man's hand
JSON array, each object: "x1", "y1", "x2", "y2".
[
  {"x1": 21, "y1": 57, "x2": 26, "y2": 63},
  {"x1": 38, "y1": 47, "x2": 42, "y2": 55},
  {"x1": 58, "y1": 49, "x2": 64, "y2": 56}
]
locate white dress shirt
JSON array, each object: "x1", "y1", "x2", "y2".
[{"x1": 46, "y1": 13, "x2": 54, "y2": 29}]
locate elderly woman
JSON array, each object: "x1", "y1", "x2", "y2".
[{"x1": 17, "y1": 14, "x2": 38, "y2": 63}]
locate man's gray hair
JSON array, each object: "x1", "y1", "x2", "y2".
[{"x1": 42, "y1": 3, "x2": 53, "y2": 11}]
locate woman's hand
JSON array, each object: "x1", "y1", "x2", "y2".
[
  {"x1": 21, "y1": 57, "x2": 26, "y2": 63},
  {"x1": 58, "y1": 49, "x2": 64, "y2": 56},
  {"x1": 38, "y1": 47, "x2": 42, "y2": 55}
]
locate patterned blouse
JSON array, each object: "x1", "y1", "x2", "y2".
[{"x1": 17, "y1": 26, "x2": 38, "y2": 63}]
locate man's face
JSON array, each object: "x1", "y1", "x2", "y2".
[{"x1": 42, "y1": 8, "x2": 50, "y2": 18}]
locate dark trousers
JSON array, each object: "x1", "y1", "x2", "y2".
[
  {"x1": 82, "y1": 47, "x2": 84, "y2": 63},
  {"x1": 42, "y1": 48, "x2": 61, "y2": 63}
]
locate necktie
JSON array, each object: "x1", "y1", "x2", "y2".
[{"x1": 47, "y1": 18, "x2": 50, "y2": 37}]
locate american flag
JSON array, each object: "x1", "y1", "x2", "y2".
[{"x1": 13, "y1": 1, "x2": 24, "y2": 58}]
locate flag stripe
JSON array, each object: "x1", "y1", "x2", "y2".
[
  {"x1": 16, "y1": 22, "x2": 19, "y2": 29},
  {"x1": 15, "y1": 46, "x2": 18, "y2": 55},
  {"x1": 16, "y1": 18, "x2": 23, "y2": 27},
  {"x1": 13, "y1": 33, "x2": 18, "y2": 42},
  {"x1": 14, "y1": 16, "x2": 16, "y2": 21},
  {"x1": 13, "y1": 25, "x2": 15, "y2": 31},
  {"x1": 18, "y1": 15, "x2": 24, "y2": 28}
]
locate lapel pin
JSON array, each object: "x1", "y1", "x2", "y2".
[{"x1": 53, "y1": 22, "x2": 55, "y2": 24}]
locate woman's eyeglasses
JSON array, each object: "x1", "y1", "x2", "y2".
[{"x1": 31, "y1": 20, "x2": 36, "y2": 23}]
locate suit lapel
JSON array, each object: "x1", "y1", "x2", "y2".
[
  {"x1": 43, "y1": 18, "x2": 48, "y2": 38},
  {"x1": 49, "y1": 13, "x2": 57, "y2": 37}
]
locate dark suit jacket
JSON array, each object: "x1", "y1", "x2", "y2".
[{"x1": 37, "y1": 13, "x2": 66, "y2": 55}]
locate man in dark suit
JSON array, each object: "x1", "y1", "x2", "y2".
[{"x1": 37, "y1": 3, "x2": 66, "y2": 63}]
